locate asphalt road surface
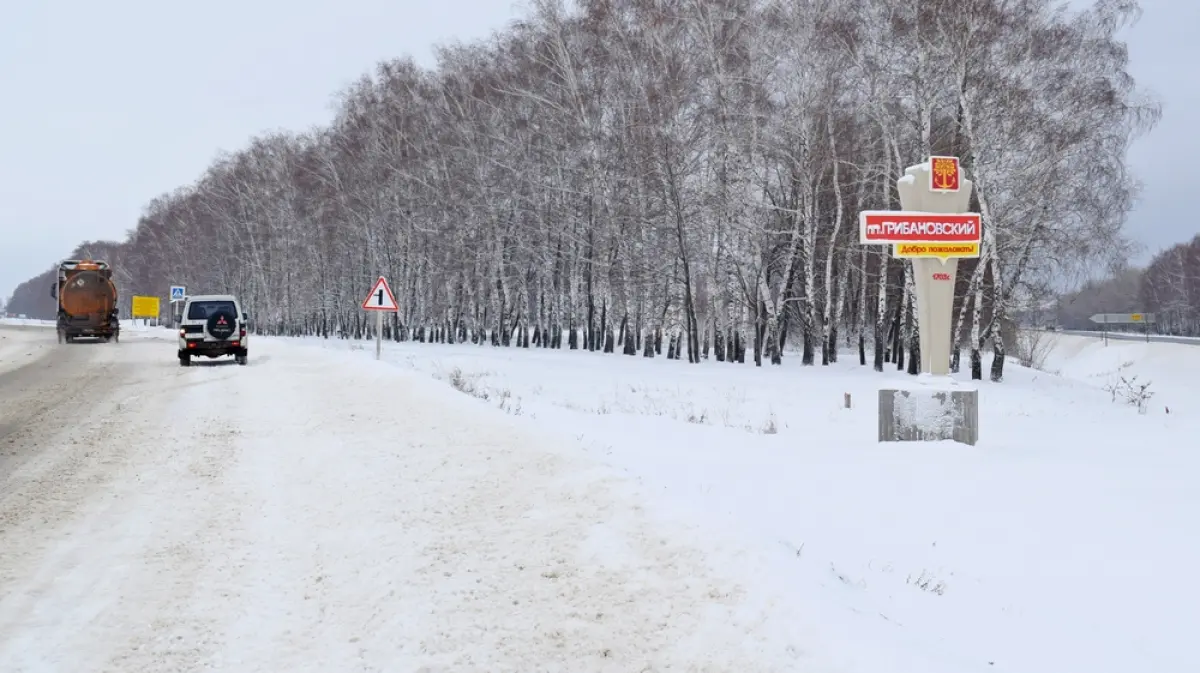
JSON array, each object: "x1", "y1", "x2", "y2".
[{"x1": 1055, "y1": 329, "x2": 1200, "y2": 346}]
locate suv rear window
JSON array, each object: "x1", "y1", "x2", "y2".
[{"x1": 187, "y1": 300, "x2": 237, "y2": 320}]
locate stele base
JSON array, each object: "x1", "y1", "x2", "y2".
[{"x1": 877, "y1": 376, "x2": 979, "y2": 446}]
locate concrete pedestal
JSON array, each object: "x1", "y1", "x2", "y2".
[{"x1": 878, "y1": 377, "x2": 979, "y2": 446}]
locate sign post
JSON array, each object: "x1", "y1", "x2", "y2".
[
  {"x1": 859, "y1": 156, "x2": 981, "y2": 445},
  {"x1": 1089, "y1": 313, "x2": 1155, "y2": 344},
  {"x1": 361, "y1": 276, "x2": 399, "y2": 360}
]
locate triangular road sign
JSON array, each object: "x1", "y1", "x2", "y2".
[{"x1": 362, "y1": 276, "x2": 399, "y2": 311}]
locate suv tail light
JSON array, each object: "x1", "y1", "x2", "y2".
[
  {"x1": 239, "y1": 326, "x2": 246, "y2": 338},
  {"x1": 179, "y1": 328, "x2": 186, "y2": 336}
]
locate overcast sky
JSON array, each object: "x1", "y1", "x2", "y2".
[{"x1": 0, "y1": 0, "x2": 1194, "y2": 302}]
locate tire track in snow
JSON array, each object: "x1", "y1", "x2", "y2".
[
  {"x1": 99, "y1": 361, "x2": 249, "y2": 672},
  {"x1": 0, "y1": 337, "x2": 134, "y2": 532},
  {"x1": 188, "y1": 341, "x2": 807, "y2": 672},
  {"x1": 0, "y1": 334, "x2": 112, "y2": 456},
  {"x1": 0, "y1": 337, "x2": 196, "y2": 670},
  {"x1": 0, "y1": 337, "x2": 251, "y2": 673}
]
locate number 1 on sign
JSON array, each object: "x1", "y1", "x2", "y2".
[
  {"x1": 361, "y1": 276, "x2": 399, "y2": 361},
  {"x1": 361, "y1": 276, "x2": 398, "y2": 311}
]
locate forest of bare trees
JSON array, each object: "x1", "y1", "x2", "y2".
[
  {"x1": 5, "y1": 0, "x2": 1159, "y2": 381},
  {"x1": 1137, "y1": 235, "x2": 1200, "y2": 335},
  {"x1": 1056, "y1": 234, "x2": 1200, "y2": 336}
]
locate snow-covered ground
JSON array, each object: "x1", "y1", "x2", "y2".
[
  {"x1": 0, "y1": 318, "x2": 54, "y2": 328},
  {"x1": 1039, "y1": 329, "x2": 1200, "y2": 413},
  {"x1": 2, "y1": 322, "x2": 1193, "y2": 672},
  {"x1": 282, "y1": 331, "x2": 1199, "y2": 673},
  {"x1": 0, "y1": 327, "x2": 815, "y2": 672},
  {"x1": 0, "y1": 322, "x2": 53, "y2": 376},
  {"x1": 0, "y1": 319, "x2": 157, "y2": 376}
]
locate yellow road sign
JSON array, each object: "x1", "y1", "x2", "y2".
[{"x1": 131, "y1": 295, "x2": 161, "y2": 318}]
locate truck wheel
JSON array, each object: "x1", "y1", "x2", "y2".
[
  {"x1": 236, "y1": 353, "x2": 248, "y2": 366},
  {"x1": 179, "y1": 354, "x2": 191, "y2": 367},
  {"x1": 56, "y1": 330, "x2": 63, "y2": 344}
]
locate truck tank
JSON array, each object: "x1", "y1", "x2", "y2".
[{"x1": 53, "y1": 260, "x2": 120, "y2": 343}]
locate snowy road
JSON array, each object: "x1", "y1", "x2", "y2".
[{"x1": 0, "y1": 326, "x2": 807, "y2": 673}]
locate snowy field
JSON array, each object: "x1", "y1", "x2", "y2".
[{"x1": 282, "y1": 330, "x2": 1198, "y2": 673}]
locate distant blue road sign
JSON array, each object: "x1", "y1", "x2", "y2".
[{"x1": 170, "y1": 286, "x2": 186, "y2": 301}]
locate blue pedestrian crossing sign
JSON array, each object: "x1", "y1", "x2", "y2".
[{"x1": 170, "y1": 286, "x2": 186, "y2": 301}]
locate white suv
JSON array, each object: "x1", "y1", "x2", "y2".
[{"x1": 177, "y1": 294, "x2": 249, "y2": 366}]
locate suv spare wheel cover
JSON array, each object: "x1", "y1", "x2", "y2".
[{"x1": 206, "y1": 309, "x2": 237, "y2": 340}]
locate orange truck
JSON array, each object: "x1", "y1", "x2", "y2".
[{"x1": 50, "y1": 259, "x2": 120, "y2": 343}]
